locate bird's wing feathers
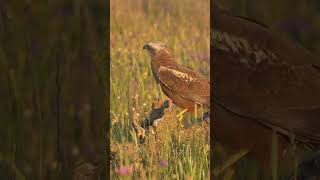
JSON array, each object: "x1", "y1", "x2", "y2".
[
  {"x1": 262, "y1": 107, "x2": 320, "y2": 146},
  {"x1": 157, "y1": 65, "x2": 210, "y2": 106},
  {"x1": 213, "y1": 55, "x2": 320, "y2": 146},
  {"x1": 213, "y1": 9, "x2": 320, "y2": 146},
  {"x1": 214, "y1": 8, "x2": 320, "y2": 109}
]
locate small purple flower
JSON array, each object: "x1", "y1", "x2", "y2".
[
  {"x1": 115, "y1": 165, "x2": 133, "y2": 175},
  {"x1": 159, "y1": 160, "x2": 169, "y2": 167}
]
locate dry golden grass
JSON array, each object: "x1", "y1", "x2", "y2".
[{"x1": 110, "y1": 0, "x2": 210, "y2": 179}]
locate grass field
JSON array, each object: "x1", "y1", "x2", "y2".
[
  {"x1": 110, "y1": 0, "x2": 210, "y2": 179},
  {"x1": 0, "y1": 1, "x2": 107, "y2": 179}
]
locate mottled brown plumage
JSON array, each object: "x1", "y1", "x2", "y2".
[
  {"x1": 213, "y1": 2, "x2": 320, "y2": 167},
  {"x1": 143, "y1": 42, "x2": 210, "y2": 112}
]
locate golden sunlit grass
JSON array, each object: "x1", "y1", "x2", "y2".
[{"x1": 110, "y1": 0, "x2": 210, "y2": 179}]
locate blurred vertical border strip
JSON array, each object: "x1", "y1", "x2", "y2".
[
  {"x1": 210, "y1": 0, "x2": 214, "y2": 179},
  {"x1": 105, "y1": 0, "x2": 111, "y2": 178}
]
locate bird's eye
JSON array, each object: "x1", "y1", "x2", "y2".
[{"x1": 161, "y1": 44, "x2": 168, "y2": 49}]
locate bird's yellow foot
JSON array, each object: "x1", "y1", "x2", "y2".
[
  {"x1": 176, "y1": 109, "x2": 188, "y2": 119},
  {"x1": 176, "y1": 109, "x2": 188, "y2": 128}
]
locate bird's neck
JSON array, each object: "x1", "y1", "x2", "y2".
[
  {"x1": 150, "y1": 51, "x2": 176, "y2": 83},
  {"x1": 151, "y1": 51, "x2": 176, "y2": 71}
]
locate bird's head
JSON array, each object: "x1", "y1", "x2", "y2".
[{"x1": 143, "y1": 42, "x2": 170, "y2": 56}]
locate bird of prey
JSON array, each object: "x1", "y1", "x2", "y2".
[
  {"x1": 143, "y1": 42, "x2": 210, "y2": 113},
  {"x1": 212, "y1": 2, "x2": 320, "y2": 168}
]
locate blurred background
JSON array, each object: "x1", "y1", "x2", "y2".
[
  {"x1": 0, "y1": 0, "x2": 107, "y2": 179},
  {"x1": 214, "y1": 0, "x2": 320, "y2": 179},
  {"x1": 218, "y1": 0, "x2": 320, "y2": 54}
]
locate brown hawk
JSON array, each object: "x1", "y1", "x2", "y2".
[
  {"x1": 143, "y1": 42, "x2": 210, "y2": 112},
  {"x1": 213, "y1": 2, "x2": 320, "y2": 167}
]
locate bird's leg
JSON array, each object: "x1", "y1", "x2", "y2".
[
  {"x1": 176, "y1": 109, "x2": 188, "y2": 119},
  {"x1": 177, "y1": 109, "x2": 188, "y2": 128},
  {"x1": 198, "y1": 104, "x2": 209, "y2": 121},
  {"x1": 194, "y1": 103, "x2": 198, "y2": 121}
]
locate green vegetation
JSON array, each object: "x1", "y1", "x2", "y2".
[
  {"x1": 110, "y1": 0, "x2": 210, "y2": 179},
  {"x1": 0, "y1": 1, "x2": 107, "y2": 179}
]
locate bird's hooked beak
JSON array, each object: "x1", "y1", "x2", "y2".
[{"x1": 143, "y1": 44, "x2": 149, "y2": 50}]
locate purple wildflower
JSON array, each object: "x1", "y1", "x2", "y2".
[
  {"x1": 159, "y1": 160, "x2": 169, "y2": 167},
  {"x1": 115, "y1": 165, "x2": 133, "y2": 175}
]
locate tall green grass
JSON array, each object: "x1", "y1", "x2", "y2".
[
  {"x1": 110, "y1": 0, "x2": 210, "y2": 179},
  {"x1": 0, "y1": 1, "x2": 107, "y2": 179}
]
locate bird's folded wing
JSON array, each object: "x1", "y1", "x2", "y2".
[
  {"x1": 213, "y1": 63, "x2": 320, "y2": 147},
  {"x1": 262, "y1": 107, "x2": 320, "y2": 146},
  {"x1": 157, "y1": 65, "x2": 210, "y2": 105},
  {"x1": 213, "y1": 3, "x2": 320, "y2": 147}
]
